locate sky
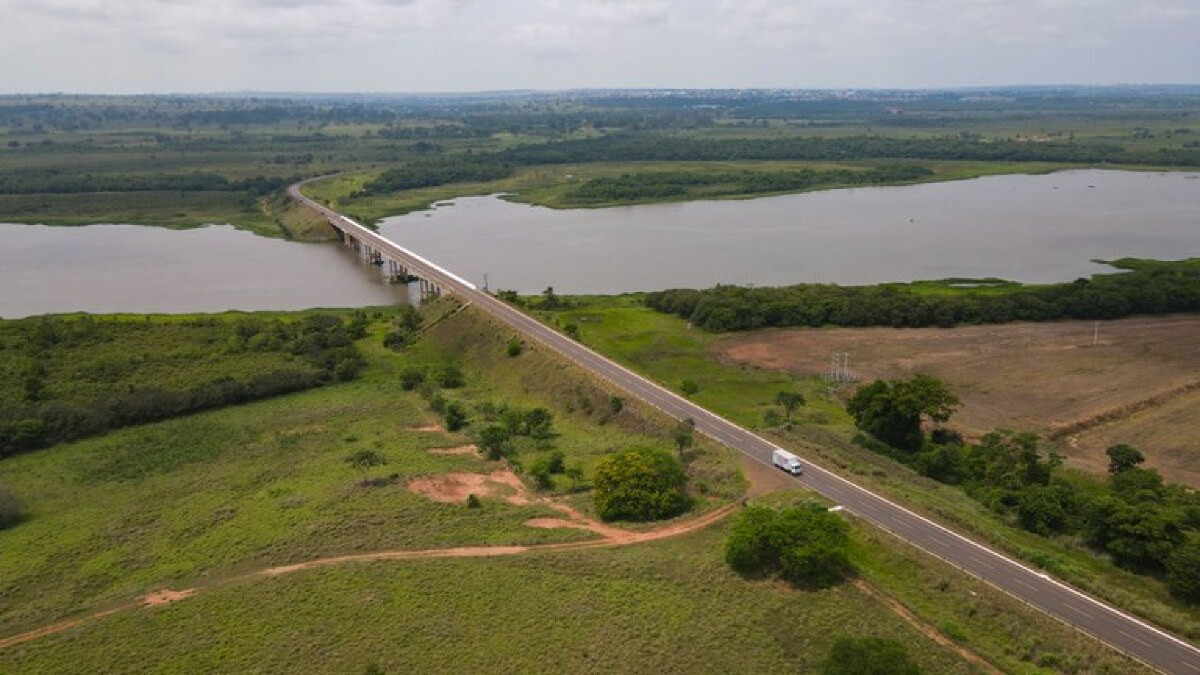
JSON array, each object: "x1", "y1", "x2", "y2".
[{"x1": 1, "y1": 0, "x2": 1198, "y2": 93}]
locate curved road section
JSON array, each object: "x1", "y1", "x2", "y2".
[{"x1": 290, "y1": 180, "x2": 1200, "y2": 674}]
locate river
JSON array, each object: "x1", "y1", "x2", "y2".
[
  {"x1": 380, "y1": 169, "x2": 1200, "y2": 293},
  {"x1": 2, "y1": 169, "x2": 1198, "y2": 317}
]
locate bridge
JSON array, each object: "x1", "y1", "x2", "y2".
[{"x1": 289, "y1": 179, "x2": 1200, "y2": 674}]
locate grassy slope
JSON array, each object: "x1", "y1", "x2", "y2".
[
  {"x1": 1, "y1": 525, "x2": 980, "y2": 675},
  {"x1": 0, "y1": 304, "x2": 1152, "y2": 673},
  {"x1": 541, "y1": 295, "x2": 1200, "y2": 640}
]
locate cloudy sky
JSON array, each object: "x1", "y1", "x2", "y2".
[{"x1": 1, "y1": 0, "x2": 1197, "y2": 93}]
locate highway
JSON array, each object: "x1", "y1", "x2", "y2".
[{"x1": 290, "y1": 180, "x2": 1200, "y2": 674}]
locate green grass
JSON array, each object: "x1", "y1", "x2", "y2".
[
  {"x1": 0, "y1": 524, "x2": 980, "y2": 675},
  {"x1": 0, "y1": 191, "x2": 283, "y2": 237},
  {"x1": 0, "y1": 303, "x2": 1158, "y2": 673},
  {"x1": 539, "y1": 294, "x2": 1200, "y2": 640},
  {"x1": 0, "y1": 303, "x2": 742, "y2": 636}
]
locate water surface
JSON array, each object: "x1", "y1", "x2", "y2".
[
  {"x1": 0, "y1": 223, "x2": 410, "y2": 318},
  {"x1": 380, "y1": 169, "x2": 1200, "y2": 293}
]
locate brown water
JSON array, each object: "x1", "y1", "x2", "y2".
[
  {"x1": 381, "y1": 169, "x2": 1200, "y2": 293},
  {"x1": 0, "y1": 223, "x2": 411, "y2": 318},
  {"x1": 2, "y1": 170, "x2": 1198, "y2": 317}
]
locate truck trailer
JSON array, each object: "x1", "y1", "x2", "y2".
[{"x1": 772, "y1": 449, "x2": 804, "y2": 476}]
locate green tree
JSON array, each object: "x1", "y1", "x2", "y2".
[
  {"x1": 819, "y1": 636, "x2": 921, "y2": 675},
  {"x1": 1166, "y1": 535, "x2": 1200, "y2": 603},
  {"x1": 680, "y1": 379, "x2": 700, "y2": 398},
  {"x1": 725, "y1": 503, "x2": 853, "y2": 588},
  {"x1": 1106, "y1": 444, "x2": 1145, "y2": 475},
  {"x1": 773, "y1": 391, "x2": 806, "y2": 422},
  {"x1": 477, "y1": 424, "x2": 510, "y2": 460},
  {"x1": 399, "y1": 367, "x2": 425, "y2": 390},
  {"x1": 592, "y1": 446, "x2": 690, "y2": 522},
  {"x1": 564, "y1": 464, "x2": 585, "y2": 491},
  {"x1": 673, "y1": 417, "x2": 695, "y2": 457},
  {"x1": 541, "y1": 286, "x2": 561, "y2": 309},
  {"x1": 0, "y1": 484, "x2": 22, "y2": 529},
  {"x1": 563, "y1": 323, "x2": 580, "y2": 340},
  {"x1": 443, "y1": 402, "x2": 468, "y2": 432},
  {"x1": 847, "y1": 375, "x2": 958, "y2": 453}
]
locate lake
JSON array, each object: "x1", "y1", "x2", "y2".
[
  {"x1": 2, "y1": 169, "x2": 1198, "y2": 317},
  {"x1": 380, "y1": 169, "x2": 1200, "y2": 293},
  {"x1": 0, "y1": 223, "x2": 411, "y2": 318}
]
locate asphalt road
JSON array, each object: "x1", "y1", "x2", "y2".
[{"x1": 290, "y1": 181, "x2": 1200, "y2": 674}]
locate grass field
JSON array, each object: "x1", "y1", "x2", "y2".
[
  {"x1": 0, "y1": 302, "x2": 1157, "y2": 673},
  {"x1": 712, "y1": 315, "x2": 1200, "y2": 487},
  {"x1": 537, "y1": 295, "x2": 1200, "y2": 640}
]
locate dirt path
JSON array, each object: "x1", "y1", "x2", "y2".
[
  {"x1": 0, "y1": 503, "x2": 734, "y2": 651},
  {"x1": 852, "y1": 579, "x2": 1001, "y2": 674}
]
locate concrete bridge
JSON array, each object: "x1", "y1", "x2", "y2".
[{"x1": 288, "y1": 179, "x2": 1200, "y2": 674}]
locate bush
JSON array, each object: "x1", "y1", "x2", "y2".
[
  {"x1": 443, "y1": 402, "x2": 468, "y2": 432},
  {"x1": 725, "y1": 503, "x2": 852, "y2": 588},
  {"x1": 477, "y1": 424, "x2": 510, "y2": 460},
  {"x1": 399, "y1": 367, "x2": 426, "y2": 391},
  {"x1": 432, "y1": 363, "x2": 464, "y2": 388},
  {"x1": 345, "y1": 449, "x2": 386, "y2": 469},
  {"x1": 0, "y1": 484, "x2": 21, "y2": 529},
  {"x1": 506, "y1": 338, "x2": 522, "y2": 357},
  {"x1": 592, "y1": 446, "x2": 690, "y2": 522},
  {"x1": 527, "y1": 461, "x2": 555, "y2": 491},
  {"x1": 819, "y1": 636, "x2": 921, "y2": 675},
  {"x1": 466, "y1": 493, "x2": 482, "y2": 509},
  {"x1": 680, "y1": 379, "x2": 699, "y2": 397},
  {"x1": 1166, "y1": 535, "x2": 1200, "y2": 602}
]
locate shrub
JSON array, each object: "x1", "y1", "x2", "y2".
[
  {"x1": 819, "y1": 636, "x2": 921, "y2": 675},
  {"x1": 1166, "y1": 535, "x2": 1200, "y2": 602},
  {"x1": 477, "y1": 424, "x2": 510, "y2": 460},
  {"x1": 399, "y1": 367, "x2": 426, "y2": 391},
  {"x1": 506, "y1": 338, "x2": 523, "y2": 357},
  {"x1": 345, "y1": 449, "x2": 386, "y2": 469},
  {"x1": 527, "y1": 461, "x2": 555, "y2": 491},
  {"x1": 725, "y1": 503, "x2": 852, "y2": 588},
  {"x1": 466, "y1": 493, "x2": 482, "y2": 509},
  {"x1": 432, "y1": 363, "x2": 464, "y2": 388},
  {"x1": 0, "y1": 484, "x2": 22, "y2": 529},
  {"x1": 592, "y1": 446, "x2": 690, "y2": 522},
  {"x1": 443, "y1": 402, "x2": 468, "y2": 432},
  {"x1": 680, "y1": 379, "x2": 699, "y2": 397}
]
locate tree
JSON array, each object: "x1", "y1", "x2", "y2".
[
  {"x1": 0, "y1": 484, "x2": 22, "y2": 529},
  {"x1": 1166, "y1": 535, "x2": 1200, "y2": 603},
  {"x1": 477, "y1": 424, "x2": 510, "y2": 460},
  {"x1": 443, "y1": 402, "x2": 468, "y2": 432},
  {"x1": 399, "y1": 367, "x2": 425, "y2": 391},
  {"x1": 774, "y1": 391, "x2": 806, "y2": 422},
  {"x1": 1106, "y1": 444, "x2": 1145, "y2": 475},
  {"x1": 541, "y1": 286, "x2": 561, "y2": 309},
  {"x1": 680, "y1": 379, "x2": 700, "y2": 398},
  {"x1": 592, "y1": 446, "x2": 690, "y2": 522},
  {"x1": 725, "y1": 503, "x2": 853, "y2": 588},
  {"x1": 673, "y1": 418, "x2": 695, "y2": 457},
  {"x1": 846, "y1": 375, "x2": 958, "y2": 453},
  {"x1": 563, "y1": 323, "x2": 580, "y2": 340},
  {"x1": 819, "y1": 636, "x2": 921, "y2": 675}
]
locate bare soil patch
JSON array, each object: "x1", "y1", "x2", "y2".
[
  {"x1": 407, "y1": 423, "x2": 444, "y2": 432},
  {"x1": 142, "y1": 589, "x2": 196, "y2": 607},
  {"x1": 715, "y1": 315, "x2": 1200, "y2": 486},
  {"x1": 739, "y1": 452, "x2": 798, "y2": 497},
  {"x1": 406, "y1": 470, "x2": 526, "y2": 504},
  {"x1": 428, "y1": 444, "x2": 479, "y2": 456}
]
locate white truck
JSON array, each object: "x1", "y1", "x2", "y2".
[{"x1": 772, "y1": 449, "x2": 804, "y2": 476}]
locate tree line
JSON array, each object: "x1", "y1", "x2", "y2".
[
  {"x1": 361, "y1": 157, "x2": 513, "y2": 194},
  {"x1": 497, "y1": 133, "x2": 1200, "y2": 167},
  {"x1": 848, "y1": 375, "x2": 1200, "y2": 603},
  {"x1": 0, "y1": 169, "x2": 291, "y2": 195},
  {"x1": 0, "y1": 315, "x2": 366, "y2": 458},
  {"x1": 566, "y1": 165, "x2": 933, "y2": 203},
  {"x1": 645, "y1": 259, "x2": 1200, "y2": 331}
]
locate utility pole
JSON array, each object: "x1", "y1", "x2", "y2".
[{"x1": 483, "y1": 273, "x2": 489, "y2": 292}]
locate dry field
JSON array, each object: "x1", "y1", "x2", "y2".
[{"x1": 714, "y1": 315, "x2": 1200, "y2": 487}]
